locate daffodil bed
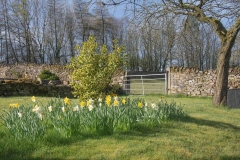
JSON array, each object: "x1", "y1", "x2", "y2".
[{"x1": 1, "y1": 96, "x2": 185, "y2": 140}]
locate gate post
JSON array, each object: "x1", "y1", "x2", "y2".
[{"x1": 166, "y1": 67, "x2": 170, "y2": 95}]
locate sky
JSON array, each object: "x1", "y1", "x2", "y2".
[{"x1": 67, "y1": 0, "x2": 128, "y2": 18}]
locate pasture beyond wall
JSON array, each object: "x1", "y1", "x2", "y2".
[{"x1": 167, "y1": 67, "x2": 240, "y2": 96}]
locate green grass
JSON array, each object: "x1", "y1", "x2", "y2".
[
  {"x1": 1, "y1": 95, "x2": 240, "y2": 160},
  {"x1": 129, "y1": 79, "x2": 166, "y2": 94}
]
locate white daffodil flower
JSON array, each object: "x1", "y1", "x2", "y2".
[
  {"x1": 48, "y1": 106, "x2": 53, "y2": 112},
  {"x1": 37, "y1": 113, "x2": 43, "y2": 120},
  {"x1": 18, "y1": 112, "x2": 22, "y2": 118},
  {"x1": 114, "y1": 96, "x2": 118, "y2": 101},
  {"x1": 32, "y1": 105, "x2": 41, "y2": 113},
  {"x1": 151, "y1": 103, "x2": 157, "y2": 110},
  {"x1": 62, "y1": 106, "x2": 65, "y2": 113},
  {"x1": 88, "y1": 104, "x2": 94, "y2": 111},
  {"x1": 73, "y1": 105, "x2": 79, "y2": 111}
]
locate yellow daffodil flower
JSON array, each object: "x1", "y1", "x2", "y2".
[
  {"x1": 64, "y1": 97, "x2": 71, "y2": 105},
  {"x1": 9, "y1": 103, "x2": 19, "y2": 108},
  {"x1": 122, "y1": 99, "x2": 126, "y2": 105},
  {"x1": 31, "y1": 96, "x2": 36, "y2": 102},
  {"x1": 113, "y1": 100, "x2": 119, "y2": 106},
  {"x1": 80, "y1": 101, "x2": 85, "y2": 108},
  {"x1": 138, "y1": 102, "x2": 143, "y2": 108},
  {"x1": 105, "y1": 95, "x2": 111, "y2": 107}
]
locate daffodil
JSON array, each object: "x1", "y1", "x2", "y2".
[
  {"x1": 88, "y1": 104, "x2": 94, "y2": 111},
  {"x1": 73, "y1": 105, "x2": 79, "y2": 111},
  {"x1": 32, "y1": 105, "x2": 41, "y2": 113},
  {"x1": 138, "y1": 102, "x2": 143, "y2": 108},
  {"x1": 17, "y1": 112, "x2": 22, "y2": 118},
  {"x1": 80, "y1": 101, "x2": 85, "y2": 108},
  {"x1": 159, "y1": 96, "x2": 163, "y2": 102},
  {"x1": 87, "y1": 99, "x2": 94, "y2": 106},
  {"x1": 113, "y1": 100, "x2": 119, "y2": 106},
  {"x1": 105, "y1": 95, "x2": 111, "y2": 107},
  {"x1": 98, "y1": 98, "x2": 102, "y2": 103},
  {"x1": 9, "y1": 103, "x2": 19, "y2": 108},
  {"x1": 9, "y1": 104, "x2": 13, "y2": 108},
  {"x1": 151, "y1": 102, "x2": 157, "y2": 109},
  {"x1": 62, "y1": 106, "x2": 65, "y2": 113},
  {"x1": 48, "y1": 106, "x2": 53, "y2": 112},
  {"x1": 31, "y1": 96, "x2": 36, "y2": 102},
  {"x1": 114, "y1": 96, "x2": 118, "y2": 101},
  {"x1": 64, "y1": 97, "x2": 71, "y2": 105},
  {"x1": 122, "y1": 99, "x2": 126, "y2": 105},
  {"x1": 37, "y1": 113, "x2": 43, "y2": 120}
]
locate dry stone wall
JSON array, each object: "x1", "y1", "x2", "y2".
[
  {"x1": 167, "y1": 67, "x2": 240, "y2": 96},
  {"x1": 0, "y1": 64, "x2": 124, "y2": 97},
  {"x1": 0, "y1": 79, "x2": 73, "y2": 97},
  {"x1": 0, "y1": 63, "x2": 71, "y2": 83}
]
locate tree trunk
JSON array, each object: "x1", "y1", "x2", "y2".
[
  {"x1": 213, "y1": 44, "x2": 232, "y2": 106},
  {"x1": 213, "y1": 22, "x2": 240, "y2": 106}
]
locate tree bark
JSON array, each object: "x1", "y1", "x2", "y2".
[
  {"x1": 213, "y1": 41, "x2": 234, "y2": 106},
  {"x1": 213, "y1": 18, "x2": 240, "y2": 106}
]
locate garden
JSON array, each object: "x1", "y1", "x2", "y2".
[
  {"x1": 0, "y1": 95, "x2": 240, "y2": 160},
  {"x1": 0, "y1": 36, "x2": 240, "y2": 160}
]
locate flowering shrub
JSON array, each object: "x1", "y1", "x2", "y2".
[
  {"x1": 0, "y1": 96, "x2": 185, "y2": 140},
  {"x1": 67, "y1": 35, "x2": 127, "y2": 101}
]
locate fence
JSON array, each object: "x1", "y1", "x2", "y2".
[{"x1": 122, "y1": 72, "x2": 167, "y2": 95}]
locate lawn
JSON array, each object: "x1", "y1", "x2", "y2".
[
  {"x1": 0, "y1": 95, "x2": 240, "y2": 160},
  {"x1": 129, "y1": 79, "x2": 166, "y2": 95}
]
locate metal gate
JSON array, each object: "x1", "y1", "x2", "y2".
[{"x1": 122, "y1": 72, "x2": 167, "y2": 95}]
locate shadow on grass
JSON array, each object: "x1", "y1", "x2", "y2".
[
  {"x1": 220, "y1": 156, "x2": 240, "y2": 160},
  {"x1": 179, "y1": 115, "x2": 240, "y2": 130}
]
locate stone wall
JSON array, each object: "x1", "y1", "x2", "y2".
[
  {"x1": 0, "y1": 79, "x2": 73, "y2": 98},
  {"x1": 167, "y1": 67, "x2": 240, "y2": 96},
  {"x1": 0, "y1": 64, "x2": 124, "y2": 97},
  {"x1": 0, "y1": 63, "x2": 71, "y2": 84},
  {"x1": 0, "y1": 63, "x2": 124, "y2": 85}
]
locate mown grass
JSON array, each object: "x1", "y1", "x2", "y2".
[
  {"x1": 129, "y1": 79, "x2": 166, "y2": 94},
  {"x1": 0, "y1": 95, "x2": 240, "y2": 160}
]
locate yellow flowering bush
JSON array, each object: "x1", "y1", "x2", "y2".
[{"x1": 67, "y1": 35, "x2": 127, "y2": 101}]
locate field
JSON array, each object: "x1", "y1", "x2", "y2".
[
  {"x1": 127, "y1": 79, "x2": 166, "y2": 95},
  {"x1": 0, "y1": 95, "x2": 240, "y2": 160}
]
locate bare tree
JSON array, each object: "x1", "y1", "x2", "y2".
[{"x1": 106, "y1": 0, "x2": 240, "y2": 106}]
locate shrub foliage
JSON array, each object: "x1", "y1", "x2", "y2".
[
  {"x1": 38, "y1": 70, "x2": 59, "y2": 80},
  {"x1": 67, "y1": 35, "x2": 126, "y2": 100}
]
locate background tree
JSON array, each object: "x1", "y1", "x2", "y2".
[{"x1": 106, "y1": 0, "x2": 240, "y2": 106}]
